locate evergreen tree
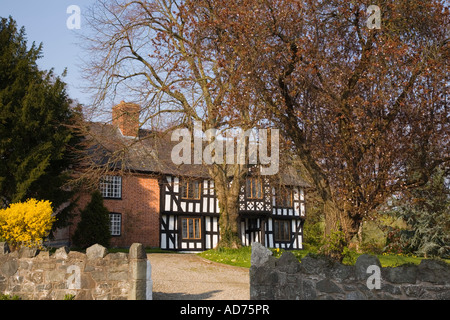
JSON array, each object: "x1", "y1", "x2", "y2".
[
  {"x1": 0, "y1": 16, "x2": 81, "y2": 230},
  {"x1": 72, "y1": 191, "x2": 111, "y2": 249},
  {"x1": 386, "y1": 168, "x2": 450, "y2": 258}
]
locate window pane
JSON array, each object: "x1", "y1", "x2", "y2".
[
  {"x1": 182, "y1": 219, "x2": 188, "y2": 239},
  {"x1": 189, "y1": 219, "x2": 194, "y2": 239},
  {"x1": 190, "y1": 181, "x2": 196, "y2": 199},
  {"x1": 274, "y1": 220, "x2": 279, "y2": 240},
  {"x1": 181, "y1": 182, "x2": 187, "y2": 198},
  {"x1": 194, "y1": 181, "x2": 200, "y2": 199},
  {"x1": 283, "y1": 222, "x2": 290, "y2": 240},
  {"x1": 246, "y1": 179, "x2": 251, "y2": 198},
  {"x1": 195, "y1": 219, "x2": 200, "y2": 239},
  {"x1": 256, "y1": 180, "x2": 262, "y2": 198},
  {"x1": 251, "y1": 179, "x2": 257, "y2": 198}
]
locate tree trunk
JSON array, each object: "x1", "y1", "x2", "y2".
[
  {"x1": 356, "y1": 222, "x2": 364, "y2": 253},
  {"x1": 323, "y1": 198, "x2": 341, "y2": 236},
  {"x1": 217, "y1": 197, "x2": 241, "y2": 249},
  {"x1": 209, "y1": 165, "x2": 244, "y2": 249}
]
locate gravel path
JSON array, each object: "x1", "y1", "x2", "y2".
[{"x1": 148, "y1": 253, "x2": 250, "y2": 300}]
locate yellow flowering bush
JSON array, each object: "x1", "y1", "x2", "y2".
[{"x1": 0, "y1": 199, "x2": 55, "y2": 249}]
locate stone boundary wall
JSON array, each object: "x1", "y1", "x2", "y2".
[
  {"x1": 0, "y1": 242, "x2": 152, "y2": 300},
  {"x1": 250, "y1": 243, "x2": 450, "y2": 300}
]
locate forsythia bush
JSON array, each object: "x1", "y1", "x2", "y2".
[{"x1": 0, "y1": 199, "x2": 55, "y2": 249}]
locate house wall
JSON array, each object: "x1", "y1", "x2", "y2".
[
  {"x1": 160, "y1": 177, "x2": 221, "y2": 251},
  {"x1": 70, "y1": 174, "x2": 160, "y2": 248},
  {"x1": 68, "y1": 172, "x2": 306, "y2": 251},
  {"x1": 160, "y1": 175, "x2": 306, "y2": 251}
]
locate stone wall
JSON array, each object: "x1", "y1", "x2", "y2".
[
  {"x1": 0, "y1": 242, "x2": 152, "y2": 300},
  {"x1": 250, "y1": 243, "x2": 450, "y2": 300}
]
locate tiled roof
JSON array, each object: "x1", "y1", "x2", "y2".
[{"x1": 82, "y1": 122, "x2": 309, "y2": 187}]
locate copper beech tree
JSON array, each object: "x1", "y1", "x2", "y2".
[{"x1": 187, "y1": 0, "x2": 449, "y2": 253}]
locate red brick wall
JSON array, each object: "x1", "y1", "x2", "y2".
[{"x1": 70, "y1": 174, "x2": 160, "y2": 248}]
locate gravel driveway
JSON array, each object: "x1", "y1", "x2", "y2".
[{"x1": 148, "y1": 253, "x2": 250, "y2": 300}]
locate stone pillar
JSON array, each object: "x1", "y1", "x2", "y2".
[{"x1": 128, "y1": 243, "x2": 152, "y2": 300}]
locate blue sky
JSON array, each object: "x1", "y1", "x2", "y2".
[{"x1": 1, "y1": 1, "x2": 96, "y2": 105}]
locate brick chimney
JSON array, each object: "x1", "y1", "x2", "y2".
[{"x1": 112, "y1": 101, "x2": 140, "y2": 137}]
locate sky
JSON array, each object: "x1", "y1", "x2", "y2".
[{"x1": 1, "y1": 1, "x2": 96, "y2": 106}]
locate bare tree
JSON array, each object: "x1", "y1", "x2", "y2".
[{"x1": 81, "y1": 0, "x2": 270, "y2": 248}]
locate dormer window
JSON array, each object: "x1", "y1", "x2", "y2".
[{"x1": 100, "y1": 175, "x2": 122, "y2": 199}]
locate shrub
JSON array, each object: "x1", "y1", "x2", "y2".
[
  {"x1": 0, "y1": 199, "x2": 55, "y2": 250},
  {"x1": 303, "y1": 220, "x2": 324, "y2": 252},
  {"x1": 360, "y1": 239, "x2": 384, "y2": 255},
  {"x1": 319, "y1": 228, "x2": 347, "y2": 262}
]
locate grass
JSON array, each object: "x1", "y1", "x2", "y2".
[
  {"x1": 198, "y1": 247, "x2": 310, "y2": 268},
  {"x1": 198, "y1": 246, "x2": 253, "y2": 268},
  {"x1": 197, "y1": 247, "x2": 450, "y2": 268}
]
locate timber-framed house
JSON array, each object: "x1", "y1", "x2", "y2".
[
  {"x1": 62, "y1": 102, "x2": 308, "y2": 251},
  {"x1": 159, "y1": 172, "x2": 306, "y2": 251}
]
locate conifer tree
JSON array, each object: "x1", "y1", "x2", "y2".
[
  {"x1": 0, "y1": 16, "x2": 81, "y2": 230},
  {"x1": 386, "y1": 168, "x2": 450, "y2": 258},
  {"x1": 72, "y1": 191, "x2": 111, "y2": 249}
]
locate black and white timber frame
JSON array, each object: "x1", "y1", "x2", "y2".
[{"x1": 160, "y1": 175, "x2": 306, "y2": 251}]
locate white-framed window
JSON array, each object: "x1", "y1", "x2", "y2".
[
  {"x1": 100, "y1": 176, "x2": 122, "y2": 199},
  {"x1": 110, "y1": 213, "x2": 122, "y2": 236}
]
